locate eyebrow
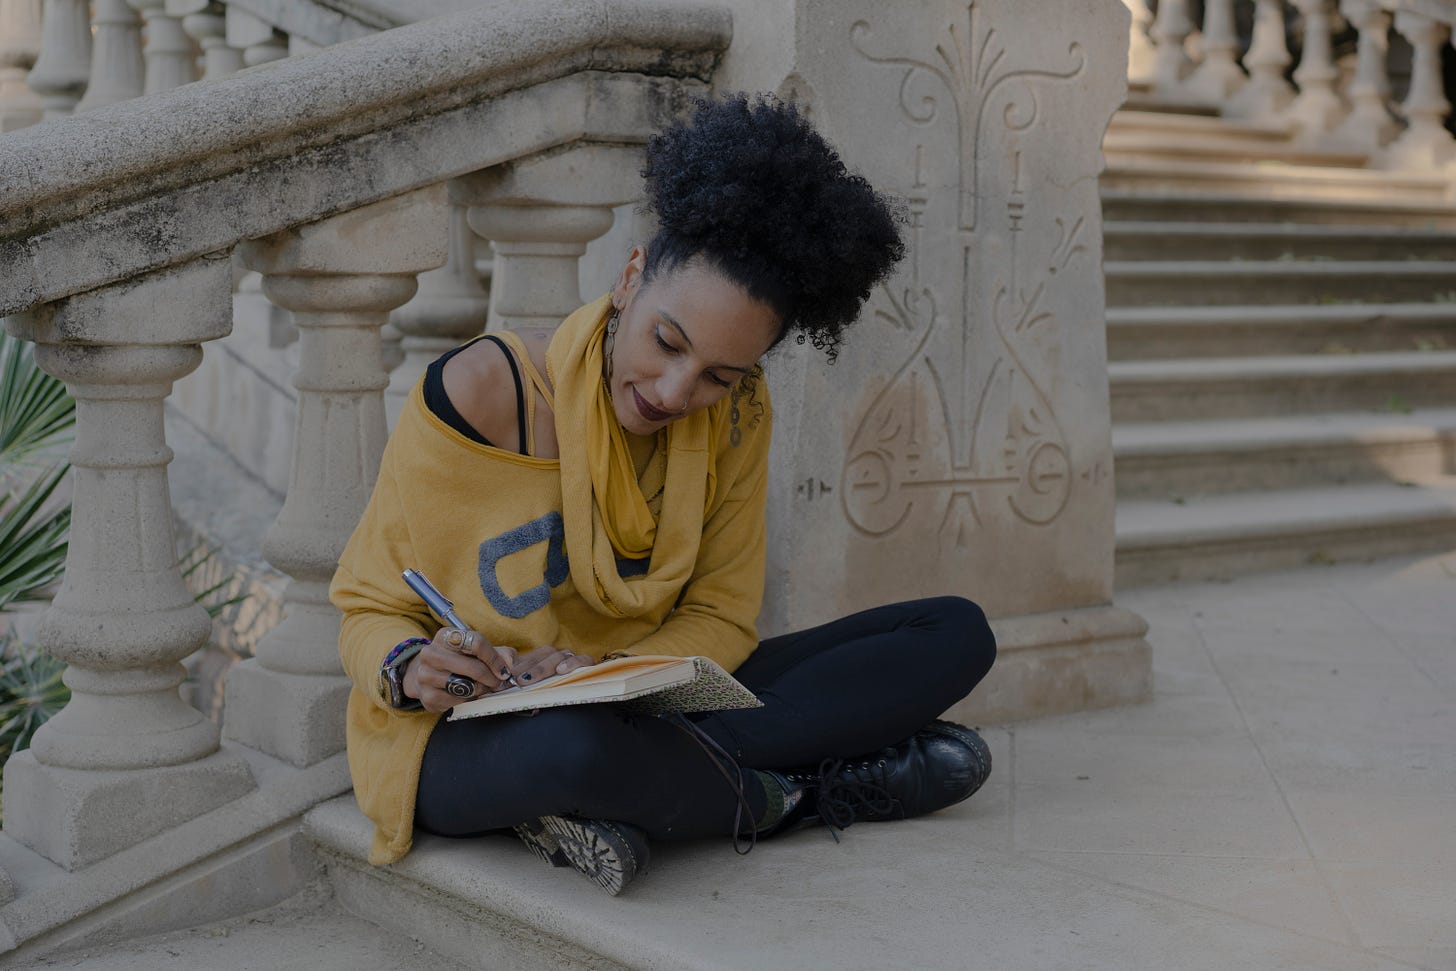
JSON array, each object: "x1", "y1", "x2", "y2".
[{"x1": 659, "y1": 311, "x2": 753, "y2": 373}]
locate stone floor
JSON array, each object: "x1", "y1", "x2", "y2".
[{"x1": 34, "y1": 552, "x2": 1456, "y2": 970}]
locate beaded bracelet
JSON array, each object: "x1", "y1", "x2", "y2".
[{"x1": 381, "y1": 636, "x2": 431, "y2": 674}]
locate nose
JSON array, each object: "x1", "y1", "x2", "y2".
[{"x1": 658, "y1": 365, "x2": 695, "y2": 415}]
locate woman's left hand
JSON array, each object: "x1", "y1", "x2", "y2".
[{"x1": 510, "y1": 645, "x2": 596, "y2": 686}]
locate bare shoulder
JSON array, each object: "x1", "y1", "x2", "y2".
[{"x1": 439, "y1": 336, "x2": 520, "y2": 449}]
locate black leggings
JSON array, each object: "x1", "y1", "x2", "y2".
[{"x1": 414, "y1": 596, "x2": 996, "y2": 841}]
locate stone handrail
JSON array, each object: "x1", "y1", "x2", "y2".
[
  {"x1": 0, "y1": 0, "x2": 726, "y2": 312},
  {"x1": 0, "y1": 0, "x2": 726, "y2": 887},
  {"x1": 1126, "y1": 0, "x2": 1456, "y2": 169}
]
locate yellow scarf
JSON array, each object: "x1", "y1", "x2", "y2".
[{"x1": 547, "y1": 294, "x2": 719, "y2": 619}]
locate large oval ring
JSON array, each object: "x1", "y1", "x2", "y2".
[
  {"x1": 444, "y1": 628, "x2": 468, "y2": 650},
  {"x1": 445, "y1": 674, "x2": 475, "y2": 698}
]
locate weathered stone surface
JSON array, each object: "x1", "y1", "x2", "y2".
[
  {"x1": 715, "y1": 0, "x2": 1148, "y2": 717},
  {"x1": 2, "y1": 751, "x2": 255, "y2": 872},
  {"x1": 0, "y1": 1, "x2": 728, "y2": 317}
]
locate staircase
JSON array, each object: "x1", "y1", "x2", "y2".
[{"x1": 1104, "y1": 109, "x2": 1456, "y2": 587}]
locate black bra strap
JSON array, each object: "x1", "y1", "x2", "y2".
[
  {"x1": 481, "y1": 335, "x2": 530, "y2": 454},
  {"x1": 423, "y1": 334, "x2": 530, "y2": 456}
]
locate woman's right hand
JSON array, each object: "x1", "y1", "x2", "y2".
[{"x1": 403, "y1": 628, "x2": 518, "y2": 713}]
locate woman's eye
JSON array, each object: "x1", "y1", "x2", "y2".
[
  {"x1": 706, "y1": 373, "x2": 733, "y2": 389},
  {"x1": 655, "y1": 334, "x2": 677, "y2": 354}
]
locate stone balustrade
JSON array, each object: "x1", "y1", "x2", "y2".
[
  {"x1": 1134, "y1": 0, "x2": 1456, "y2": 168},
  {"x1": 0, "y1": 0, "x2": 725, "y2": 947}
]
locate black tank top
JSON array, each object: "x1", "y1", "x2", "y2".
[{"x1": 422, "y1": 335, "x2": 530, "y2": 456}]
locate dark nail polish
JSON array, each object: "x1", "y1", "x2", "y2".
[{"x1": 521, "y1": 673, "x2": 533, "y2": 681}]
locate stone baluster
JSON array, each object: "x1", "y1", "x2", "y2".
[
  {"x1": 1, "y1": 259, "x2": 254, "y2": 871},
  {"x1": 386, "y1": 201, "x2": 491, "y2": 426},
  {"x1": 1331, "y1": 0, "x2": 1398, "y2": 150},
  {"x1": 1186, "y1": 0, "x2": 1246, "y2": 102},
  {"x1": 1123, "y1": 0, "x2": 1157, "y2": 84},
  {"x1": 459, "y1": 145, "x2": 644, "y2": 331},
  {"x1": 1286, "y1": 0, "x2": 1347, "y2": 137},
  {"x1": 75, "y1": 0, "x2": 145, "y2": 112},
  {"x1": 1148, "y1": 0, "x2": 1195, "y2": 91},
  {"x1": 0, "y1": 0, "x2": 43, "y2": 130},
  {"x1": 170, "y1": 0, "x2": 243, "y2": 80},
  {"x1": 26, "y1": 0, "x2": 91, "y2": 118},
  {"x1": 1384, "y1": 11, "x2": 1455, "y2": 170},
  {"x1": 128, "y1": 0, "x2": 197, "y2": 94},
  {"x1": 226, "y1": 7, "x2": 288, "y2": 67},
  {"x1": 1228, "y1": 0, "x2": 1296, "y2": 121},
  {"x1": 224, "y1": 188, "x2": 448, "y2": 768}
]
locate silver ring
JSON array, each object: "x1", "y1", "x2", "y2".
[
  {"x1": 445, "y1": 674, "x2": 475, "y2": 698},
  {"x1": 444, "y1": 628, "x2": 468, "y2": 651}
]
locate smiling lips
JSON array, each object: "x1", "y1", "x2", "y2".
[{"x1": 632, "y1": 387, "x2": 674, "y2": 423}]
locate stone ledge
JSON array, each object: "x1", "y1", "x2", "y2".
[
  {"x1": 953, "y1": 603, "x2": 1151, "y2": 725},
  {"x1": 0, "y1": 747, "x2": 350, "y2": 963}
]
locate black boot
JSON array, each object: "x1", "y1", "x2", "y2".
[
  {"x1": 766, "y1": 720, "x2": 992, "y2": 837},
  {"x1": 514, "y1": 816, "x2": 650, "y2": 896}
]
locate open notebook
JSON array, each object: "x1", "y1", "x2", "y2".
[{"x1": 446, "y1": 654, "x2": 763, "y2": 720}]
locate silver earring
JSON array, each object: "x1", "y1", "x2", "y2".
[{"x1": 603, "y1": 307, "x2": 620, "y2": 383}]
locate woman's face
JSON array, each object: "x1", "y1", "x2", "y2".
[{"x1": 607, "y1": 248, "x2": 782, "y2": 436}]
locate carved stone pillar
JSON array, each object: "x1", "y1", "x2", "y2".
[
  {"x1": 1287, "y1": 0, "x2": 1348, "y2": 137},
  {"x1": 386, "y1": 201, "x2": 490, "y2": 426},
  {"x1": 225, "y1": 189, "x2": 448, "y2": 767},
  {"x1": 1149, "y1": 0, "x2": 1195, "y2": 91},
  {"x1": 226, "y1": 7, "x2": 287, "y2": 67},
  {"x1": 26, "y1": 0, "x2": 91, "y2": 118},
  {"x1": 459, "y1": 145, "x2": 642, "y2": 331},
  {"x1": 1123, "y1": 0, "x2": 1156, "y2": 84},
  {"x1": 1227, "y1": 0, "x2": 1296, "y2": 121},
  {"x1": 128, "y1": 0, "x2": 196, "y2": 94},
  {"x1": 713, "y1": 0, "x2": 1150, "y2": 722},
  {"x1": 75, "y1": 0, "x2": 144, "y2": 112},
  {"x1": 1186, "y1": 0, "x2": 1246, "y2": 102},
  {"x1": 1, "y1": 259, "x2": 254, "y2": 871},
  {"x1": 0, "y1": 0, "x2": 43, "y2": 131},
  {"x1": 1385, "y1": 11, "x2": 1454, "y2": 170},
  {"x1": 170, "y1": 0, "x2": 243, "y2": 79},
  {"x1": 1332, "y1": 0, "x2": 1398, "y2": 150}
]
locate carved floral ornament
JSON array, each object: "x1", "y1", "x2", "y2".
[{"x1": 839, "y1": 1, "x2": 1101, "y2": 547}]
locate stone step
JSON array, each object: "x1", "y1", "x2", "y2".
[
  {"x1": 1108, "y1": 351, "x2": 1456, "y2": 421},
  {"x1": 1101, "y1": 189, "x2": 1456, "y2": 226},
  {"x1": 1103, "y1": 260, "x2": 1456, "y2": 307},
  {"x1": 1103, "y1": 131, "x2": 1369, "y2": 169},
  {"x1": 1110, "y1": 108, "x2": 1290, "y2": 142},
  {"x1": 1101, "y1": 158, "x2": 1447, "y2": 204},
  {"x1": 1120, "y1": 89, "x2": 1221, "y2": 117},
  {"x1": 1115, "y1": 477, "x2": 1456, "y2": 586},
  {"x1": 1106, "y1": 303, "x2": 1456, "y2": 359},
  {"x1": 1113, "y1": 409, "x2": 1456, "y2": 499},
  {"x1": 1103, "y1": 221, "x2": 1456, "y2": 262}
]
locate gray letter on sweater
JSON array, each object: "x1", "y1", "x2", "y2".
[{"x1": 477, "y1": 512, "x2": 569, "y2": 619}]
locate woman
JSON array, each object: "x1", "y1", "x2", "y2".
[{"x1": 331, "y1": 94, "x2": 997, "y2": 895}]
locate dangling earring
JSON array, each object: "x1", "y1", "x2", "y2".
[{"x1": 603, "y1": 306, "x2": 620, "y2": 390}]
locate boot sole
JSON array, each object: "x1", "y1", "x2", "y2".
[{"x1": 536, "y1": 815, "x2": 648, "y2": 896}]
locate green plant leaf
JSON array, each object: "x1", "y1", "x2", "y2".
[
  {"x1": 0, "y1": 636, "x2": 69, "y2": 769},
  {"x1": 0, "y1": 330, "x2": 75, "y2": 472},
  {"x1": 0, "y1": 464, "x2": 71, "y2": 613}
]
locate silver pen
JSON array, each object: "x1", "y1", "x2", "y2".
[
  {"x1": 402, "y1": 568, "x2": 518, "y2": 691},
  {"x1": 402, "y1": 568, "x2": 466, "y2": 630}
]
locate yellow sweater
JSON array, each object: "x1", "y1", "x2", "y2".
[{"x1": 330, "y1": 332, "x2": 772, "y2": 864}]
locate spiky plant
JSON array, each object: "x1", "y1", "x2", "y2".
[{"x1": 0, "y1": 330, "x2": 74, "y2": 612}]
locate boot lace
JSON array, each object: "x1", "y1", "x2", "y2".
[{"x1": 806, "y1": 754, "x2": 900, "y2": 842}]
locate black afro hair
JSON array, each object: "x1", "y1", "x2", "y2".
[{"x1": 640, "y1": 93, "x2": 905, "y2": 360}]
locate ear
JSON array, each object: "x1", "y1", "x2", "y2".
[{"x1": 611, "y1": 245, "x2": 648, "y2": 310}]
